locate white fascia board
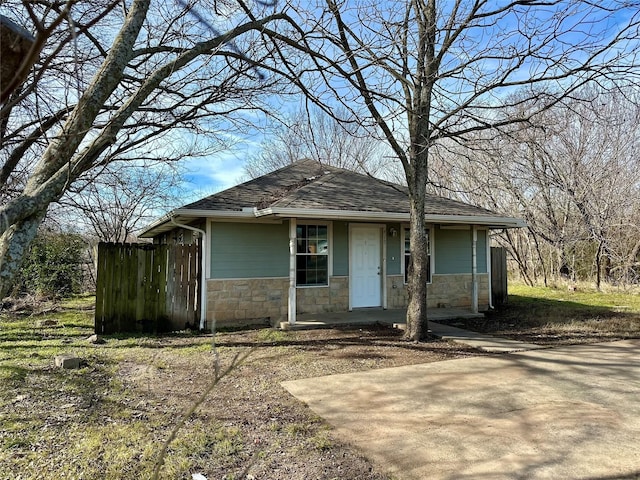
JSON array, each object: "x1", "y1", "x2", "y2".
[
  {"x1": 139, "y1": 212, "x2": 176, "y2": 237},
  {"x1": 254, "y1": 207, "x2": 526, "y2": 229},
  {"x1": 431, "y1": 215, "x2": 527, "y2": 228}
]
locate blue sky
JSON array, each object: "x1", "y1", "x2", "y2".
[{"x1": 176, "y1": 110, "x2": 271, "y2": 201}]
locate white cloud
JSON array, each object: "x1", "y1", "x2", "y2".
[
  {"x1": 183, "y1": 154, "x2": 243, "y2": 191},
  {"x1": 179, "y1": 137, "x2": 264, "y2": 203}
]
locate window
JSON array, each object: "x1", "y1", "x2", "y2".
[
  {"x1": 296, "y1": 224, "x2": 329, "y2": 286},
  {"x1": 404, "y1": 227, "x2": 431, "y2": 283}
]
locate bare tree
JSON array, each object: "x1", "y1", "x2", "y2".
[
  {"x1": 244, "y1": 106, "x2": 393, "y2": 179},
  {"x1": 263, "y1": 0, "x2": 640, "y2": 339},
  {"x1": 57, "y1": 161, "x2": 185, "y2": 243},
  {"x1": 0, "y1": 2, "x2": 117, "y2": 104},
  {"x1": 0, "y1": 0, "x2": 297, "y2": 297},
  {"x1": 516, "y1": 89, "x2": 640, "y2": 288}
]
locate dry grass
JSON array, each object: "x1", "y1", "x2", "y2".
[{"x1": 454, "y1": 283, "x2": 640, "y2": 345}]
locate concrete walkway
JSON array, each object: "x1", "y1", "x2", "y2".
[
  {"x1": 282, "y1": 339, "x2": 640, "y2": 480},
  {"x1": 429, "y1": 322, "x2": 545, "y2": 353}
]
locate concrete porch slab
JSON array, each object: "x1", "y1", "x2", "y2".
[{"x1": 289, "y1": 307, "x2": 483, "y2": 330}]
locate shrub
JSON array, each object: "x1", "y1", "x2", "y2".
[{"x1": 15, "y1": 231, "x2": 87, "y2": 298}]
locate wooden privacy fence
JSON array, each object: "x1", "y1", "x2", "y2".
[
  {"x1": 491, "y1": 246, "x2": 508, "y2": 307},
  {"x1": 95, "y1": 242, "x2": 201, "y2": 334}
]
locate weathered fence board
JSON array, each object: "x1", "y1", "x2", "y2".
[
  {"x1": 95, "y1": 242, "x2": 200, "y2": 334},
  {"x1": 491, "y1": 246, "x2": 508, "y2": 307},
  {"x1": 165, "y1": 243, "x2": 201, "y2": 329}
]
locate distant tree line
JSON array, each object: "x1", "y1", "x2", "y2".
[{"x1": 425, "y1": 87, "x2": 640, "y2": 289}]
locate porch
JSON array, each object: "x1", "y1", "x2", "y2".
[
  {"x1": 287, "y1": 308, "x2": 545, "y2": 352},
  {"x1": 285, "y1": 307, "x2": 484, "y2": 330}
]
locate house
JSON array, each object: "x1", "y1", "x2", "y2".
[{"x1": 140, "y1": 159, "x2": 525, "y2": 329}]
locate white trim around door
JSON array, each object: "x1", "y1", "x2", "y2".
[{"x1": 349, "y1": 224, "x2": 386, "y2": 309}]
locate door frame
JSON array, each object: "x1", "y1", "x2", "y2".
[{"x1": 348, "y1": 223, "x2": 387, "y2": 310}]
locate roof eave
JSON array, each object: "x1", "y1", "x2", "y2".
[
  {"x1": 255, "y1": 207, "x2": 526, "y2": 228},
  {"x1": 140, "y1": 206, "x2": 525, "y2": 238},
  {"x1": 255, "y1": 206, "x2": 408, "y2": 222},
  {"x1": 430, "y1": 215, "x2": 526, "y2": 229}
]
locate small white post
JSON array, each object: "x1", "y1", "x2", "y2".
[{"x1": 288, "y1": 218, "x2": 297, "y2": 325}]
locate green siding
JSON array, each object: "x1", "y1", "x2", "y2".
[
  {"x1": 386, "y1": 223, "x2": 402, "y2": 275},
  {"x1": 333, "y1": 221, "x2": 349, "y2": 276},
  {"x1": 477, "y1": 229, "x2": 487, "y2": 272},
  {"x1": 209, "y1": 221, "x2": 488, "y2": 279},
  {"x1": 434, "y1": 227, "x2": 487, "y2": 274},
  {"x1": 211, "y1": 222, "x2": 289, "y2": 278}
]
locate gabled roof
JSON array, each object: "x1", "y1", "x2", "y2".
[{"x1": 141, "y1": 159, "x2": 525, "y2": 237}]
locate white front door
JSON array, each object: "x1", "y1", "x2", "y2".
[{"x1": 350, "y1": 226, "x2": 382, "y2": 308}]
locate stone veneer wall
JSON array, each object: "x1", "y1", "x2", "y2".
[
  {"x1": 206, "y1": 276, "x2": 350, "y2": 327},
  {"x1": 206, "y1": 278, "x2": 288, "y2": 327},
  {"x1": 387, "y1": 275, "x2": 408, "y2": 309},
  {"x1": 207, "y1": 273, "x2": 489, "y2": 328},
  {"x1": 429, "y1": 273, "x2": 490, "y2": 309},
  {"x1": 296, "y1": 277, "x2": 349, "y2": 314},
  {"x1": 386, "y1": 273, "x2": 490, "y2": 310}
]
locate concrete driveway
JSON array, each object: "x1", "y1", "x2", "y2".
[{"x1": 282, "y1": 340, "x2": 640, "y2": 480}]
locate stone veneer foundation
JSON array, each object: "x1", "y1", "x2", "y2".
[
  {"x1": 206, "y1": 273, "x2": 489, "y2": 328},
  {"x1": 430, "y1": 273, "x2": 490, "y2": 309},
  {"x1": 387, "y1": 273, "x2": 490, "y2": 310},
  {"x1": 296, "y1": 277, "x2": 349, "y2": 314},
  {"x1": 206, "y1": 278, "x2": 288, "y2": 327}
]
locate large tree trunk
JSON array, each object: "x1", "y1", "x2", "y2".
[
  {"x1": 405, "y1": 160, "x2": 429, "y2": 341},
  {"x1": 0, "y1": 211, "x2": 45, "y2": 297},
  {"x1": 403, "y1": 0, "x2": 436, "y2": 341}
]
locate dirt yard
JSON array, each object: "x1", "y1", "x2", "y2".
[{"x1": 0, "y1": 318, "x2": 482, "y2": 480}]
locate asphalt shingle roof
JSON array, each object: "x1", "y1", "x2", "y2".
[{"x1": 183, "y1": 159, "x2": 499, "y2": 218}]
